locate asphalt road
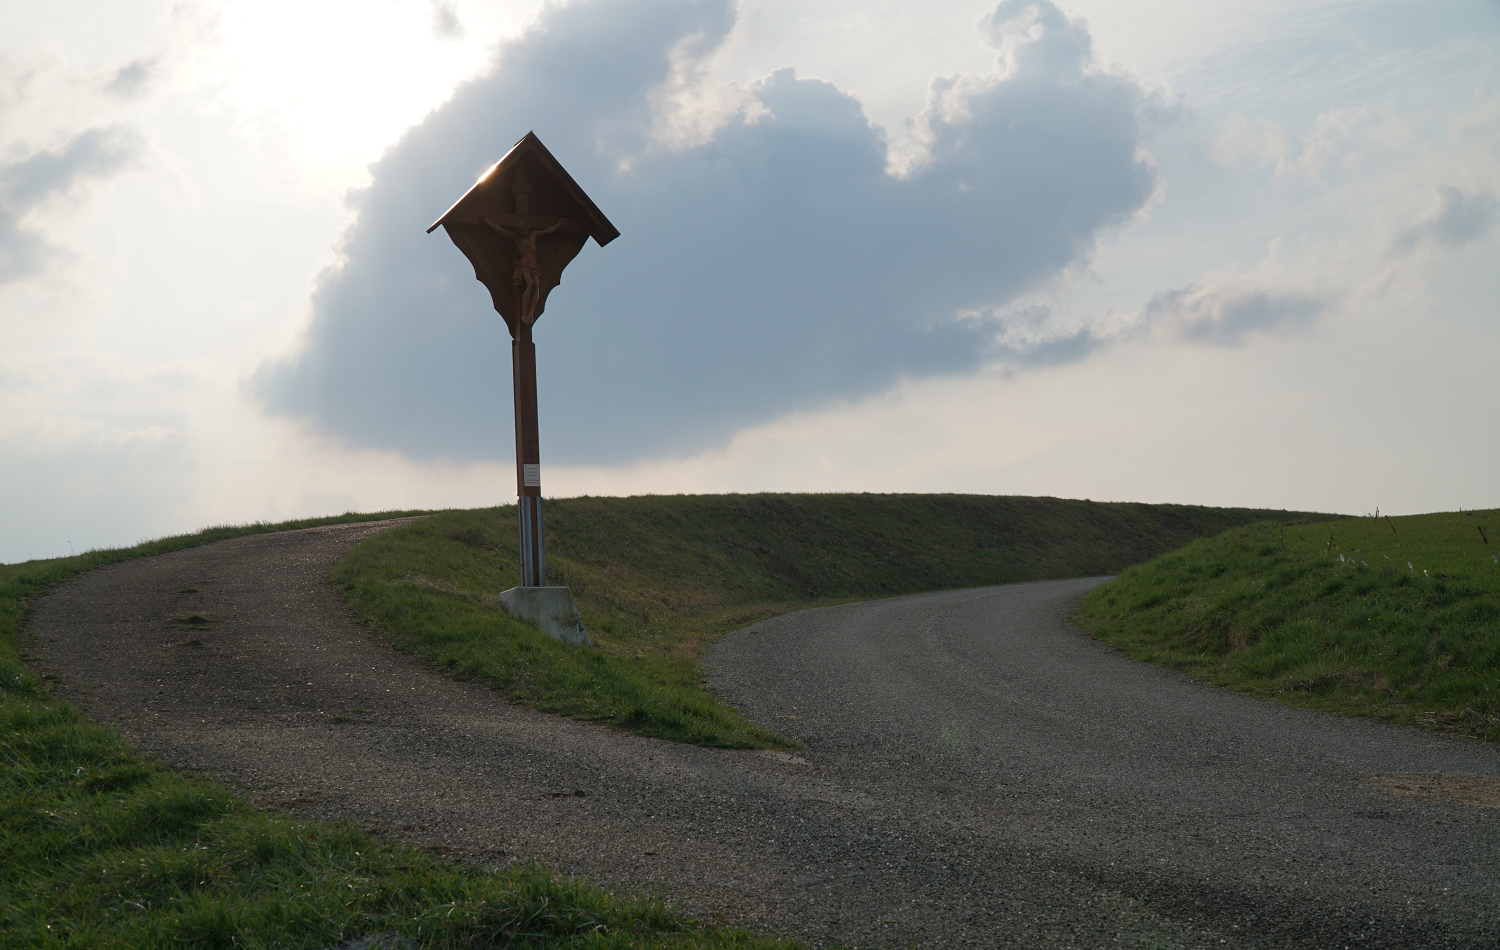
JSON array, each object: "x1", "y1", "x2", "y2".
[
  {"x1": 712, "y1": 578, "x2": 1500, "y2": 947},
  {"x1": 26, "y1": 523, "x2": 1500, "y2": 948}
]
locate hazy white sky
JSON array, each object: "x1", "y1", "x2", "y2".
[{"x1": 2, "y1": 0, "x2": 1497, "y2": 563}]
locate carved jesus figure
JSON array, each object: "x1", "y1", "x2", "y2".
[{"x1": 481, "y1": 214, "x2": 563, "y2": 326}]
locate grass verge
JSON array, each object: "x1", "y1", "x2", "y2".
[
  {"x1": 1073, "y1": 509, "x2": 1500, "y2": 743},
  {"x1": 332, "y1": 493, "x2": 1333, "y2": 748},
  {"x1": 3, "y1": 514, "x2": 801, "y2": 949}
]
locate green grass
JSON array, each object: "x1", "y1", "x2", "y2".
[
  {"x1": 1074, "y1": 509, "x2": 1500, "y2": 743},
  {"x1": 2, "y1": 513, "x2": 804, "y2": 949},
  {"x1": 333, "y1": 493, "x2": 1333, "y2": 748}
]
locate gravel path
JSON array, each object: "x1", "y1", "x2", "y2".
[{"x1": 25, "y1": 521, "x2": 1500, "y2": 949}]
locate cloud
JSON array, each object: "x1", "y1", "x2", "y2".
[
  {"x1": 429, "y1": 0, "x2": 465, "y2": 40},
  {"x1": 252, "y1": 0, "x2": 1157, "y2": 465},
  {"x1": 106, "y1": 59, "x2": 155, "y2": 97},
  {"x1": 1211, "y1": 107, "x2": 1408, "y2": 183},
  {"x1": 1141, "y1": 280, "x2": 1329, "y2": 346},
  {"x1": 1210, "y1": 113, "x2": 1289, "y2": 169},
  {"x1": 0, "y1": 126, "x2": 139, "y2": 283},
  {"x1": 1395, "y1": 184, "x2": 1500, "y2": 252}
]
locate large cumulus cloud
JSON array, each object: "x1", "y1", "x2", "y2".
[{"x1": 252, "y1": 0, "x2": 1158, "y2": 464}]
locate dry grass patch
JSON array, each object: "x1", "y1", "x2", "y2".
[{"x1": 1363, "y1": 774, "x2": 1500, "y2": 808}]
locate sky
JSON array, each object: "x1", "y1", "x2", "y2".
[{"x1": 2, "y1": 0, "x2": 1498, "y2": 563}]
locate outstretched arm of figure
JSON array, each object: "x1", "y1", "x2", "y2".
[
  {"x1": 539, "y1": 219, "x2": 564, "y2": 236},
  {"x1": 480, "y1": 214, "x2": 516, "y2": 239}
]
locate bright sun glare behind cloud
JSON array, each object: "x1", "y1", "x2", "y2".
[{"x1": 213, "y1": 0, "x2": 535, "y2": 171}]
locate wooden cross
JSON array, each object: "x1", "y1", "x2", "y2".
[
  {"x1": 513, "y1": 167, "x2": 533, "y2": 214},
  {"x1": 428, "y1": 132, "x2": 618, "y2": 589}
]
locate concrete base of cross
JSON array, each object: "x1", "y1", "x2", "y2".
[{"x1": 498, "y1": 586, "x2": 592, "y2": 647}]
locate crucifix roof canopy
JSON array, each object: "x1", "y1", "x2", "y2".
[{"x1": 428, "y1": 132, "x2": 619, "y2": 337}]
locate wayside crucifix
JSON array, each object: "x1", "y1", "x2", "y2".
[{"x1": 428, "y1": 132, "x2": 619, "y2": 644}]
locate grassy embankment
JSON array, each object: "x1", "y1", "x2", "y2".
[
  {"x1": 1074, "y1": 509, "x2": 1500, "y2": 743},
  {"x1": 333, "y1": 493, "x2": 1333, "y2": 749},
  {"x1": 2, "y1": 514, "x2": 798, "y2": 949}
]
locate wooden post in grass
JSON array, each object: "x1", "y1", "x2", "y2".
[{"x1": 428, "y1": 132, "x2": 618, "y2": 644}]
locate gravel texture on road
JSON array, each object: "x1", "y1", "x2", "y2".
[{"x1": 25, "y1": 521, "x2": 1500, "y2": 949}]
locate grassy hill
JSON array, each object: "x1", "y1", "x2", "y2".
[
  {"x1": 333, "y1": 493, "x2": 1335, "y2": 748},
  {"x1": 1074, "y1": 509, "x2": 1500, "y2": 743}
]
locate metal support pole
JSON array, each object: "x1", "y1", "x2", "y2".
[{"x1": 513, "y1": 329, "x2": 545, "y2": 587}]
